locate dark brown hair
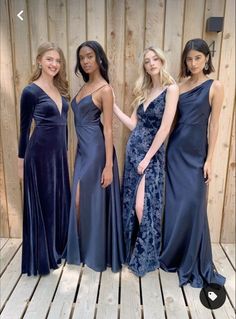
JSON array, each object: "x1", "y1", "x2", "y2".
[{"x1": 179, "y1": 38, "x2": 215, "y2": 79}]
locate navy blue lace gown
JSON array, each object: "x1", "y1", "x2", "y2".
[
  {"x1": 18, "y1": 83, "x2": 71, "y2": 276},
  {"x1": 66, "y1": 92, "x2": 125, "y2": 272},
  {"x1": 160, "y1": 79, "x2": 226, "y2": 288},
  {"x1": 122, "y1": 89, "x2": 167, "y2": 277}
]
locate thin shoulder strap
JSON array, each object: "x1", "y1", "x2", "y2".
[
  {"x1": 76, "y1": 84, "x2": 86, "y2": 96},
  {"x1": 90, "y1": 83, "x2": 109, "y2": 95}
]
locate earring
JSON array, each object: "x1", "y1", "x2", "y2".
[
  {"x1": 38, "y1": 64, "x2": 42, "y2": 69},
  {"x1": 204, "y1": 62, "x2": 209, "y2": 71},
  {"x1": 100, "y1": 60, "x2": 102, "y2": 64}
]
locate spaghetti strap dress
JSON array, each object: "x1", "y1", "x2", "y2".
[
  {"x1": 66, "y1": 86, "x2": 125, "y2": 272},
  {"x1": 122, "y1": 89, "x2": 167, "y2": 276}
]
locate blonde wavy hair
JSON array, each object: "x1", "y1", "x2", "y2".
[
  {"x1": 29, "y1": 42, "x2": 69, "y2": 99},
  {"x1": 132, "y1": 47, "x2": 175, "y2": 108}
]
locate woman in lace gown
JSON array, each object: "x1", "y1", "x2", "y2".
[
  {"x1": 114, "y1": 47, "x2": 179, "y2": 276},
  {"x1": 18, "y1": 42, "x2": 70, "y2": 276},
  {"x1": 66, "y1": 41, "x2": 125, "y2": 272},
  {"x1": 160, "y1": 39, "x2": 226, "y2": 288}
]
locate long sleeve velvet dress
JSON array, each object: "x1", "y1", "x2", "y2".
[{"x1": 18, "y1": 83, "x2": 71, "y2": 276}]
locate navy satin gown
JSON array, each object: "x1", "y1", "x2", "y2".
[
  {"x1": 18, "y1": 83, "x2": 71, "y2": 276},
  {"x1": 122, "y1": 89, "x2": 167, "y2": 276},
  {"x1": 160, "y1": 79, "x2": 226, "y2": 288},
  {"x1": 66, "y1": 91, "x2": 125, "y2": 272}
]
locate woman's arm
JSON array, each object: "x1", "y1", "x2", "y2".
[
  {"x1": 203, "y1": 80, "x2": 224, "y2": 183},
  {"x1": 18, "y1": 86, "x2": 36, "y2": 178},
  {"x1": 137, "y1": 84, "x2": 179, "y2": 175},
  {"x1": 113, "y1": 102, "x2": 138, "y2": 131},
  {"x1": 100, "y1": 85, "x2": 114, "y2": 188}
]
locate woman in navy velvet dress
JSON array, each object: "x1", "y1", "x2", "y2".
[
  {"x1": 18, "y1": 42, "x2": 71, "y2": 276},
  {"x1": 160, "y1": 39, "x2": 226, "y2": 288},
  {"x1": 113, "y1": 47, "x2": 179, "y2": 276},
  {"x1": 66, "y1": 41, "x2": 125, "y2": 272}
]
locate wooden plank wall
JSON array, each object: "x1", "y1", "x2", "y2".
[{"x1": 0, "y1": 0, "x2": 235, "y2": 243}]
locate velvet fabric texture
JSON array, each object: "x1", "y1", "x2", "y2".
[
  {"x1": 160, "y1": 80, "x2": 226, "y2": 288},
  {"x1": 18, "y1": 83, "x2": 71, "y2": 276},
  {"x1": 66, "y1": 93, "x2": 125, "y2": 272},
  {"x1": 122, "y1": 89, "x2": 167, "y2": 277}
]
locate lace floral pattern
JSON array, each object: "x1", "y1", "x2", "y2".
[{"x1": 122, "y1": 90, "x2": 167, "y2": 276}]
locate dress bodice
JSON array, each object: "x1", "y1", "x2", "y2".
[
  {"x1": 136, "y1": 89, "x2": 166, "y2": 131},
  {"x1": 72, "y1": 95, "x2": 101, "y2": 126},
  {"x1": 18, "y1": 83, "x2": 69, "y2": 158},
  {"x1": 177, "y1": 79, "x2": 213, "y2": 125}
]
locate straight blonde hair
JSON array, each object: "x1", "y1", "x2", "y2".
[{"x1": 132, "y1": 47, "x2": 175, "y2": 108}]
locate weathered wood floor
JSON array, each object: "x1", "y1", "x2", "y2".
[{"x1": 0, "y1": 238, "x2": 235, "y2": 319}]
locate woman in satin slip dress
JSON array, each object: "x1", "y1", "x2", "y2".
[
  {"x1": 160, "y1": 38, "x2": 226, "y2": 288},
  {"x1": 18, "y1": 42, "x2": 70, "y2": 276},
  {"x1": 113, "y1": 47, "x2": 179, "y2": 276},
  {"x1": 66, "y1": 40, "x2": 125, "y2": 272}
]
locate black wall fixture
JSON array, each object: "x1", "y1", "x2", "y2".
[{"x1": 206, "y1": 17, "x2": 224, "y2": 33}]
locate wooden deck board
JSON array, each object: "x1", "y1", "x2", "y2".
[
  {"x1": 221, "y1": 243, "x2": 235, "y2": 269},
  {"x1": 47, "y1": 264, "x2": 82, "y2": 319},
  {"x1": 120, "y1": 266, "x2": 141, "y2": 319},
  {"x1": 0, "y1": 238, "x2": 21, "y2": 275},
  {"x1": 212, "y1": 244, "x2": 235, "y2": 308},
  {"x1": 0, "y1": 238, "x2": 8, "y2": 250},
  {"x1": 96, "y1": 268, "x2": 120, "y2": 319},
  {"x1": 159, "y1": 269, "x2": 189, "y2": 319},
  {"x1": 0, "y1": 240, "x2": 235, "y2": 319},
  {"x1": 72, "y1": 265, "x2": 100, "y2": 319},
  {"x1": 0, "y1": 247, "x2": 22, "y2": 311},
  {"x1": 0, "y1": 274, "x2": 40, "y2": 319},
  {"x1": 183, "y1": 285, "x2": 214, "y2": 319},
  {"x1": 141, "y1": 269, "x2": 165, "y2": 319},
  {"x1": 23, "y1": 263, "x2": 65, "y2": 319}
]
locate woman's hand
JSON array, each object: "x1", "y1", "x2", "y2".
[
  {"x1": 101, "y1": 166, "x2": 113, "y2": 188},
  {"x1": 203, "y1": 160, "x2": 212, "y2": 184},
  {"x1": 18, "y1": 158, "x2": 24, "y2": 179},
  {"x1": 137, "y1": 157, "x2": 150, "y2": 175}
]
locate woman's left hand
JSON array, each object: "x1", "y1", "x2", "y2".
[
  {"x1": 203, "y1": 160, "x2": 212, "y2": 184},
  {"x1": 137, "y1": 157, "x2": 150, "y2": 175},
  {"x1": 101, "y1": 166, "x2": 113, "y2": 188}
]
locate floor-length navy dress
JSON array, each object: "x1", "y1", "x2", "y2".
[
  {"x1": 122, "y1": 89, "x2": 167, "y2": 277},
  {"x1": 18, "y1": 83, "x2": 71, "y2": 276},
  {"x1": 66, "y1": 87, "x2": 125, "y2": 272},
  {"x1": 159, "y1": 79, "x2": 226, "y2": 288}
]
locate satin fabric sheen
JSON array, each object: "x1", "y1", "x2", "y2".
[
  {"x1": 160, "y1": 79, "x2": 226, "y2": 288},
  {"x1": 66, "y1": 94, "x2": 125, "y2": 272}
]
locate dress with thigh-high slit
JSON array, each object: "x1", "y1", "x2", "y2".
[
  {"x1": 66, "y1": 87, "x2": 125, "y2": 272},
  {"x1": 122, "y1": 89, "x2": 167, "y2": 277}
]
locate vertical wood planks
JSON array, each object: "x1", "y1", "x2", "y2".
[
  {"x1": 145, "y1": 0, "x2": 165, "y2": 49},
  {"x1": 203, "y1": 0, "x2": 225, "y2": 79},
  {"x1": 220, "y1": 110, "x2": 236, "y2": 243},
  {"x1": 106, "y1": 0, "x2": 126, "y2": 172},
  {"x1": 164, "y1": 0, "x2": 185, "y2": 80},
  {"x1": 207, "y1": 0, "x2": 235, "y2": 242},
  {"x1": 0, "y1": 0, "x2": 22, "y2": 237},
  {"x1": 67, "y1": 0, "x2": 86, "y2": 174}
]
